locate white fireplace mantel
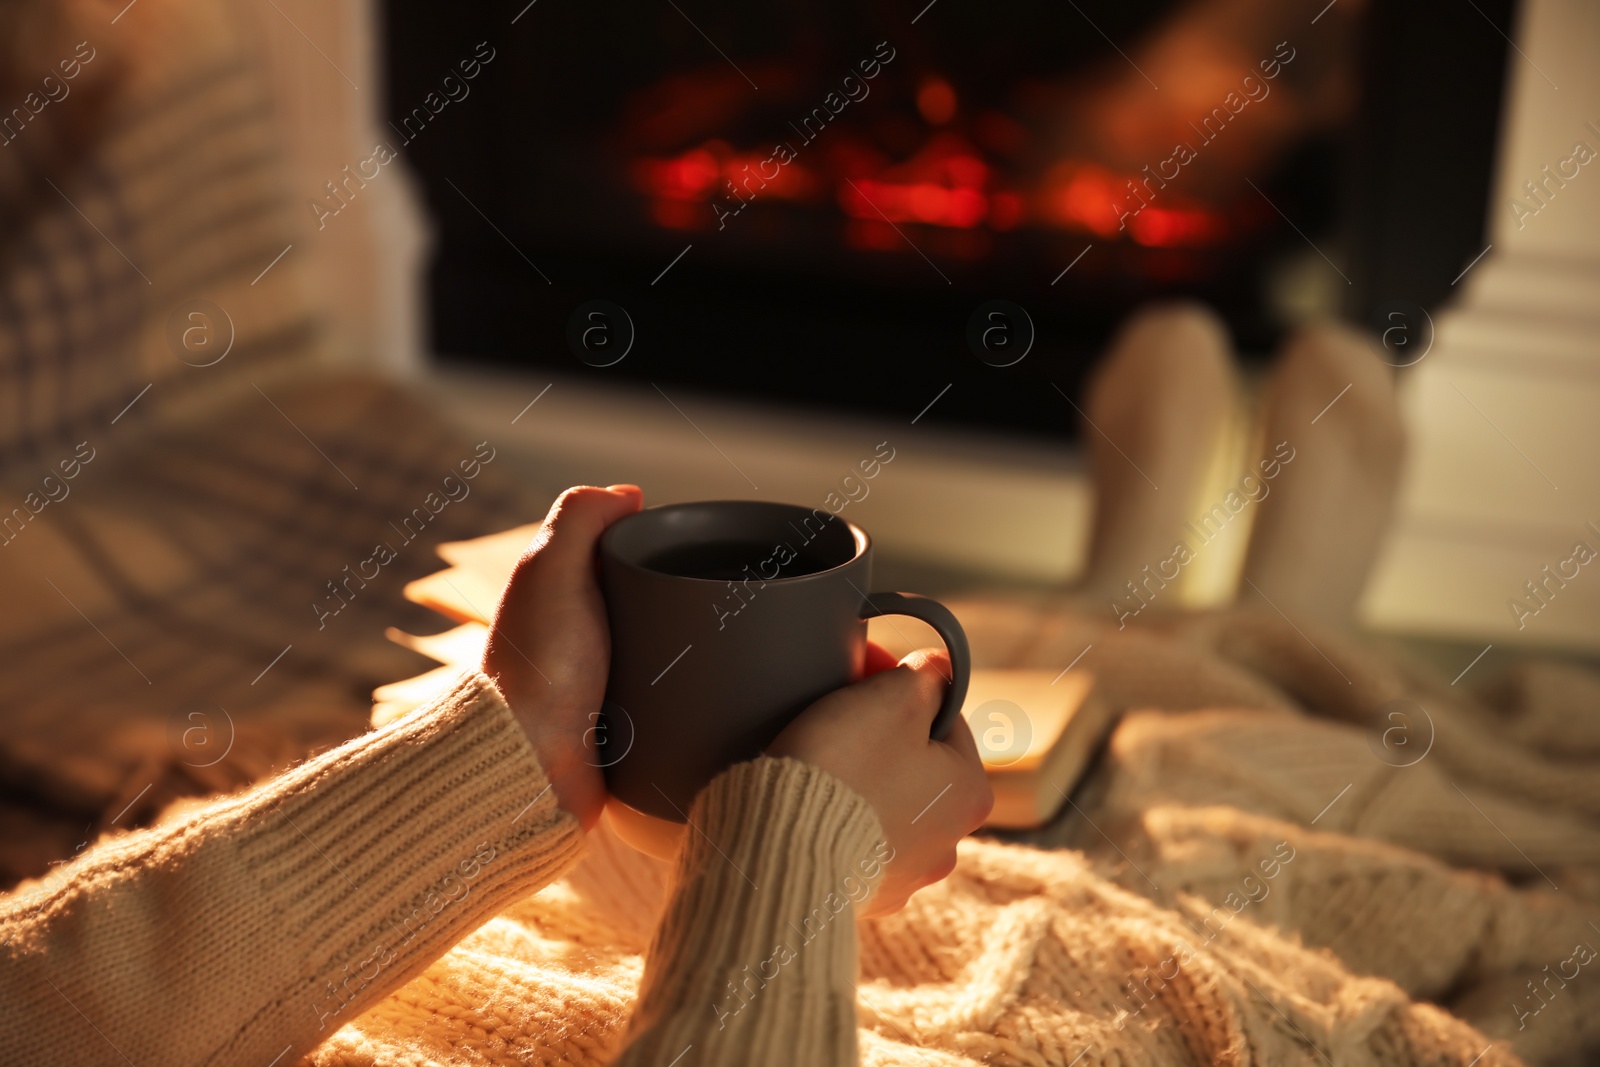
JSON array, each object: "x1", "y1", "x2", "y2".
[{"x1": 1363, "y1": 0, "x2": 1600, "y2": 651}]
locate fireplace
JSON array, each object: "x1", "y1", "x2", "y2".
[{"x1": 384, "y1": 0, "x2": 1513, "y2": 438}]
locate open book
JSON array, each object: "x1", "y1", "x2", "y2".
[{"x1": 378, "y1": 522, "x2": 1118, "y2": 829}]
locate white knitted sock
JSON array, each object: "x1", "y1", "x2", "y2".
[
  {"x1": 1075, "y1": 302, "x2": 1240, "y2": 601},
  {"x1": 1240, "y1": 320, "x2": 1407, "y2": 628}
]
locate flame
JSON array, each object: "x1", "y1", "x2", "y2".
[
  {"x1": 1128, "y1": 206, "x2": 1225, "y2": 247},
  {"x1": 633, "y1": 143, "x2": 724, "y2": 200},
  {"x1": 1042, "y1": 164, "x2": 1126, "y2": 237},
  {"x1": 837, "y1": 135, "x2": 995, "y2": 229},
  {"x1": 633, "y1": 140, "x2": 817, "y2": 207},
  {"x1": 628, "y1": 108, "x2": 1233, "y2": 249}
]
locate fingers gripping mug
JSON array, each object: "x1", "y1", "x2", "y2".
[{"x1": 596, "y1": 500, "x2": 970, "y2": 822}]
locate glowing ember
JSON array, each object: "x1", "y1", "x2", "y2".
[
  {"x1": 1128, "y1": 207, "x2": 1226, "y2": 247},
  {"x1": 1043, "y1": 164, "x2": 1126, "y2": 238}
]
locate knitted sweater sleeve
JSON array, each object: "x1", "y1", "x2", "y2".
[
  {"x1": 614, "y1": 755, "x2": 891, "y2": 1067},
  {"x1": 0, "y1": 670, "x2": 585, "y2": 1067}
]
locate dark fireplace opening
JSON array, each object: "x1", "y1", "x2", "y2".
[{"x1": 385, "y1": 0, "x2": 1512, "y2": 439}]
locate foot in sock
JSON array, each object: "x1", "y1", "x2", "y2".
[
  {"x1": 1075, "y1": 302, "x2": 1240, "y2": 603},
  {"x1": 1240, "y1": 320, "x2": 1407, "y2": 629}
]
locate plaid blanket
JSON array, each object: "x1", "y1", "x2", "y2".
[{"x1": 0, "y1": 0, "x2": 544, "y2": 884}]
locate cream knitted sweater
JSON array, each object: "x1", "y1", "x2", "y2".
[{"x1": 0, "y1": 671, "x2": 886, "y2": 1066}]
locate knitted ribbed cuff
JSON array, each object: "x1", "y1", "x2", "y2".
[
  {"x1": 216, "y1": 670, "x2": 583, "y2": 1060},
  {"x1": 619, "y1": 756, "x2": 888, "y2": 1067},
  {"x1": 0, "y1": 673, "x2": 586, "y2": 1067}
]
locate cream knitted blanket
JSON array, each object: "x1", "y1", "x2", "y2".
[{"x1": 306, "y1": 602, "x2": 1600, "y2": 1067}]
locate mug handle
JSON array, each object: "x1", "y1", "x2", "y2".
[{"x1": 859, "y1": 592, "x2": 971, "y2": 741}]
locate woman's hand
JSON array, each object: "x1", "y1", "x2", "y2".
[
  {"x1": 482, "y1": 484, "x2": 643, "y2": 830},
  {"x1": 766, "y1": 645, "x2": 993, "y2": 917}
]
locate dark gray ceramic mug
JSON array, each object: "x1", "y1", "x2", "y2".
[{"x1": 597, "y1": 500, "x2": 970, "y2": 822}]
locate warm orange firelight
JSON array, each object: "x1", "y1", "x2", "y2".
[
  {"x1": 1045, "y1": 165, "x2": 1126, "y2": 238},
  {"x1": 1128, "y1": 206, "x2": 1226, "y2": 247},
  {"x1": 630, "y1": 119, "x2": 1233, "y2": 249}
]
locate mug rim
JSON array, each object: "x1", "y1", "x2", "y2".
[{"x1": 599, "y1": 499, "x2": 870, "y2": 584}]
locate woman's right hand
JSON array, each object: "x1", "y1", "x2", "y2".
[
  {"x1": 765, "y1": 646, "x2": 992, "y2": 917},
  {"x1": 482, "y1": 484, "x2": 643, "y2": 832}
]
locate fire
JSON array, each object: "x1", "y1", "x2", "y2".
[
  {"x1": 633, "y1": 141, "x2": 816, "y2": 204},
  {"x1": 1042, "y1": 164, "x2": 1126, "y2": 238},
  {"x1": 634, "y1": 145, "x2": 722, "y2": 200},
  {"x1": 1039, "y1": 162, "x2": 1227, "y2": 246},
  {"x1": 838, "y1": 135, "x2": 994, "y2": 229},
  {"x1": 1128, "y1": 207, "x2": 1225, "y2": 247},
  {"x1": 627, "y1": 73, "x2": 1234, "y2": 249}
]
